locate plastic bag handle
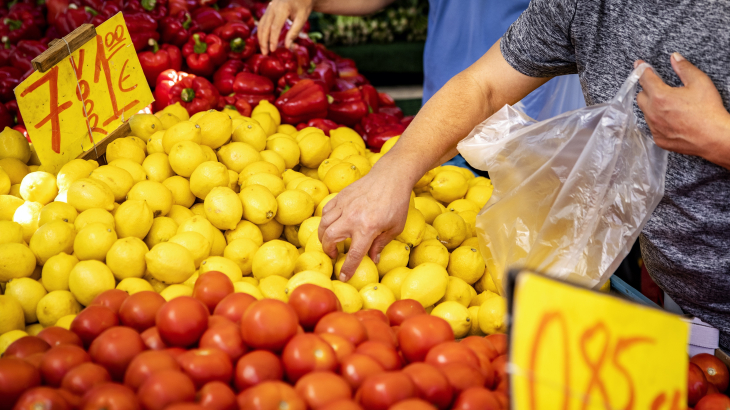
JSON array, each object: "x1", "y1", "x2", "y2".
[{"x1": 613, "y1": 63, "x2": 652, "y2": 105}]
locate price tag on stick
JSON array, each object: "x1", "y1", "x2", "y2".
[{"x1": 506, "y1": 269, "x2": 689, "y2": 409}]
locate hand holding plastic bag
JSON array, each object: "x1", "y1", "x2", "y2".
[{"x1": 458, "y1": 64, "x2": 668, "y2": 293}]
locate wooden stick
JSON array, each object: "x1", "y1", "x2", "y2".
[
  {"x1": 77, "y1": 122, "x2": 131, "y2": 160},
  {"x1": 32, "y1": 24, "x2": 97, "y2": 73}
]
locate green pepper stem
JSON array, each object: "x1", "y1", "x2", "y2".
[
  {"x1": 84, "y1": 6, "x2": 98, "y2": 16},
  {"x1": 230, "y1": 37, "x2": 244, "y2": 53},
  {"x1": 4, "y1": 19, "x2": 21, "y2": 31},
  {"x1": 225, "y1": 104, "x2": 236, "y2": 111},
  {"x1": 193, "y1": 34, "x2": 207, "y2": 54},
  {"x1": 182, "y1": 13, "x2": 192, "y2": 30},
  {"x1": 141, "y1": 0, "x2": 156, "y2": 12},
  {"x1": 181, "y1": 88, "x2": 195, "y2": 103}
]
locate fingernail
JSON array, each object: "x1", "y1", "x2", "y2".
[
  {"x1": 672, "y1": 52, "x2": 685, "y2": 62},
  {"x1": 633, "y1": 60, "x2": 640, "y2": 69},
  {"x1": 339, "y1": 273, "x2": 347, "y2": 282},
  {"x1": 374, "y1": 253, "x2": 381, "y2": 264}
]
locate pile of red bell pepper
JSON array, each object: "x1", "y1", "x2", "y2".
[{"x1": 0, "y1": 0, "x2": 407, "y2": 149}]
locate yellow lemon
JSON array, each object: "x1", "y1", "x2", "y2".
[
  {"x1": 182, "y1": 271, "x2": 199, "y2": 288},
  {"x1": 128, "y1": 181, "x2": 174, "y2": 218},
  {"x1": 106, "y1": 237, "x2": 148, "y2": 280},
  {"x1": 314, "y1": 193, "x2": 336, "y2": 217},
  {"x1": 0, "y1": 295, "x2": 25, "y2": 334},
  {"x1": 295, "y1": 179, "x2": 329, "y2": 207},
  {"x1": 258, "y1": 275, "x2": 289, "y2": 302},
  {"x1": 127, "y1": 135, "x2": 149, "y2": 155},
  {"x1": 108, "y1": 159, "x2": 147, "y2": 184},
  {"x1": 438, "y1": 276, "x2": 475, "y2": 308},
  {"x1": 167, "y1": 206, "x2": 194, "y2": 227},
  {"x1": 163, "y1": 121, "x2": 202, "y2": 154},
  {"x1": 204, "y1": 187, "x2": 242, "y2": 230},
  {"x1": 432, "y1": 301, "x2": 471, "y2": 338},
  {"x1": 465, "y1": 184, "x2": 493, "y2": 209},
  {"x1": 190, "y1": 203, "x2": 206, "y2": 216},
  {"x1": 225, "y1": 220, "x2": 263, "y2": 246},
  {"x1": 281, "y1": 170, "x2": 304, "y2": 186},
  {"x1": 414, "y1": 168, "x2": 438, "y2": 189},
  {"x1": 461, "y1": 237, "x2": 480, "y2": 248},
  {"x1": 334, "y1": 255, "x2": 378, "y2": 290},
  {"x1": 116, "y1": 278, "x2": 154, "y2": 294},
  {"x1": 145, "y1": 242, "x2": 195, "y2": 284},
  {"x1": 0, "y1": 168, "x2": 9, "y2": 195},
  {"x1": 200, "y1": 256, "x2": 243, "y2": 283},
  {"x1": 441, "y1": 166, "x2": 475, "y2": 182},
  {"x1": 240, "y1": 184, "x2": 277, "y2": 225},
  {"x1": 409, "y1": 239, "x2": 449, "y2": 269},
  {"x1": 298, "y1": 133, "x2": 331, "y2": 168},
  {"x1": 330, "y1": 143, "x2": 362, "y2": 161},
  {"x1": 286, "y1": 176, "x2": 308, "y2": 191},
  {"x1": 157, "y1": 112, "x2": 181, "y2": 130},
  {"x1": 160, "y1": 284, "x2": 193, "y2": 301},
  {"x1": 478, "y1": 294, "x2": 507, "y2": 334},
  {"x1": 368, "y1": 153, "x2": 383, "y2": 166},
  {"x1": 266, "y1": 137, "x2": 300, "y2": 169},
  {"x1": 331, "y1": 280, "x2": 362, "y2": 313},
  {"x1": 252, "y1": 112, "x2": 276, "y2": 136},
  {"x1": 189, "y1": 111, "x2": 207, "y2": 123},
  {"x1": 277, "y1": 124, "x2": 297, "y2": 135},
  {"x1": 243, "y1": 173, "x2": 285, "y2": 198},
  {"x1": 168, "y1": 141, "x2": 206, "y2": 178},
  {"x1": 257, "y1": 219, "x2": 283, "y2": 242},
  {"x1": 432, "y1": 212, "x2": 467, "y2": 251},
  {"x1": 0, "y1": 127, "x2": 31, "y2": 163},
  {"x1": 147, "y1": 130, "x2": 166, "y2": 155},
  {"x1": 89, "y1": 165, "x2": 134, "y2": 202},
  {"x1": 160, "y1": 102, "x2": 190, "y2": 121},
  {"x1": 380, "y1": 135, "x2": 400, "y2": 155},
  {"x1": 447, "y1": 246, "x2": 485, "y2": 285},
  {"x1": 197, "y1": 111, "x2": 232, "y2": 149},
  {"x1": 295, "y1": 127, "x2": 323, "y2": 143},
  {"x1": 469, "y1": 176, "x2": 492, "y2": 188},
  {"x1": 41, "y1": 253, "x2": 77, "y2": 291},
  {"x1": 429, "y1": 170, "x2": 468, "y2": 203},
  {"x1": 446, "y1": 199, "x2": 479, "y2": 214},
  {"x1": 375, "y1": 240, "x2": 410, "y2": 277},
  {"x1": 323, "y1": 162, "x2": 360, "y2": 193},
  {"x1": 29, "y1": 220, "x2": 75, "y2": 265},
  {"x1": 0, "y1": 221, "x2": 23, "y2": 244},
  {"x1": 297, "y1": 217, "x2": 321, "y2": 247},
  {"x1": 8, "y1": 183, "x2": 19, "y2": 198},
  {"x1": 396, "y1": 208, "x2": 426, "y2": 249},
  {"x1": 217, "y1": 142, "x2": 262, "y2": 173},
  {"x1": 457, "y1": 210, "x2": 476, "y2": 239},
  {"x1": 106, "y1": 138, "x2": 145, "y2": 164},
  {"x1": 228, "y1": 170, "x2": 239, "y2": 193},
  {"x1": 68, "y1": 260, "x2": 115, "y2": 306},
  {"x1": 233, "y1": 281, "x2": 263, "y2": 299},
  {"x1": 56, "y1": 159, "x2": 98, "y2": 193},
  {"x1": 161, "y1": 177, "x2": 194, "y2": 208},
  {"x1": 169, "y1": 231, "x2": 210, "y2": 268},
  {"x1": 294, "y1": 251, "x2": 332, "y2": 277},
  {"x1": 343, "y1": 155, "x2": 371, "y2": 176},
  {"x1": 299, "y1": 166, "x2": 319, "y2": 179},
  {"x1": 275, "y1": 189, "x2": 314, "y2": 226},
  {"x1": 13, "y1": 201, "x2": 43, "y2": 242},
  {"x1": 25, "y1": 323, "x2": 43, "y2": 336},
  {"x1": 252, "y1": 240, "x2": 298, "y2": 280},
  {"x1": 5, "y1": 277, "x2": 47, "y2": 323},
  {"x1": 115, "y1": 200, "x2": 154, "y2": 239},
  {"x1": 474, "y1": 269, "x2": 500, "y2": 295},
  {"x1": 211, "y1": 225, "x2": 231, "y2": 254},
  {"x1": 67, "y1": 178, "x2": 115, "y2": 212},
  {"x1": 200, "y1": 145, "x2": 217, "y2": 163},
  {"x1": 240, "y1": 277, "x2": 258, "y2": 286},
  {"x1": 0, "y1": 158, "x2": 29, "y2": 185},
  {"x1": 359, "y1": 283, "x2": 395, "y2": 314},
  {"x1": 239, "y1": 162, "x2": 281, "y2": 185},
  {"x1": 467, "y1": 306, "x2": 484, "y2": 336},
  {"x1": 252, "y1": 100, "x2": 281, "y2": 126},
  {"x1": 380, "y1": 266, "x2": 411, "y2": 300},
  {"x1": 0, "y1": 195, "x2": 23, "y2": 221},
  {"x1": 283, "y1": 225, "x2": 300, "y2": 247},
  {"x1": 329, "y1": 127, "x2": 365, "y2": 151},
  {"x1": 0, "y1": 330, "x2": 28, "y2": 354},
  {"x1": 286, "y1": 270, "x2": 333, "y2": 295},
  {"x1": 259, "y1": 150, "x2": 286, "y2": 174},
  {"x1": 0, "y1": 243, "x2": 36, "y2": 281},
  {"x1": 75, "y1": 208, "x2": 114, "y2": 231},
  {"x1": 190, "y1": 161, "x2": 229, "y2": 200},
  {"x1": 414, "y1": 196, "x2": 442, "y2": 225},
  {"x1": 232, "y1": 118, "x2": 268, "y2": 151},
  {"x1": 144, "y1": 217, "x2": 179, "y2": 248},
  {"x1": 130, "y1": 114, "x2": 163, "y2": 140},
  {"x1": 142, "y1": 153, "x2": 174, "y2": 183},
  {"x1": 223, "y1": 238, "x2": 259, "y2": 276},
  {"x1": 401, "y1": 262, "x2": 449, "y2": 307},
  {"x1": 317, "y1": 158, "x2": 341, "y2": 181},
  {"x1": 35, "y1": 290, "x2": 80, "y2": 327}
]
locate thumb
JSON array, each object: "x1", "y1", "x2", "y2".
[{"x1": 671, "y1": 52, "x2": 706, "y2": 87}]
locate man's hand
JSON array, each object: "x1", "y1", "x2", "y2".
[
  {"x1": 258, "y1": 0, "x2": 313, "y2": 55},
  {"x1": 637, "y1": 53, "x2": 730, "y2": 170}
]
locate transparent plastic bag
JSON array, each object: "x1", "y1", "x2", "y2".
[{"x1": 458, "y1": 64, "x2": 668, "y2": 293}]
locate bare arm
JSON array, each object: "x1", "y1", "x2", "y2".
[{"x1": 319, "y1": 41, "x2": 551, "y2": 280}]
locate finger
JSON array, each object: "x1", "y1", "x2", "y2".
[
  {"x1": 269, "y1": 10, "x2": 289, "y2": 54},
  {"x1": 670, "y1": 52, "x2": 707, "y2": 87},
  {"x1": 285, "y1": 11, "x2": 308, "y2": 49},
  {"x1": 368, "y1": 230, "x2": 395, "y2": 264},
  {"x1": 318, "y1": 198, "x2": 341, "y2": 240},
  {"x1": 321, "y1": 220, "x2": 349, "y2": 259},
  {"x1": 638, "y1": 66, "x2": 670, "y2": 97},
  {"x1": 339, "y1": 234, "x2": 375, "y2": 282},
  {"x1": 636, "y1": 90, "x2": 649, "y2": 112},
  {"x1": 257, "y1": 11, "x2": 271, "y2": 54}
]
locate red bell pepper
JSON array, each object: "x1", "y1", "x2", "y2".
[
  {"x1": 14, "y1": 125, "x2": 29, "y2": 142},
  {"x1": 213, "y1": 59, "x2": 244, "y2": 95},
  {"x1": 218, "y1": 95, "x2": 252, "y2": 117},
  {"x1": 123, "y1": 12, "x2": 159, "y2": 51},
  {"x1": 138, "y1": 40, "x2": 181, "y2": 86},
  {"x1": 6, "y1": 100, "x2": 23, "y2": 126},
  {"x1": 54, "y1": 4, "x2": 96, "y2": 36},
  {"x1": 272, "y1": 48, "x2": 298, "y2": 72},
  {"x1": 401, "y1": 116, "x2": 414, "y2": 129},
  {"x1": 378, "y1": 92, "x2": 397, "y2": 107},
  {"x1": 312, "y1": 43, "x2": 338, "y2": 64},
  {"x1": 305, "y1": 119, "x2": 338, "y2": 136},
  {"x1": 0, "y1": 102, "x2": 13, "y2": 131},
  {"x1": 0, "y1": 8, "x2": 43, "y2": 43},
  {"x1": 291, "y1": 44, "x2": 310, "y2": 73},
  {"x1": 0, "y1": 41, "x2": 14, "y2": 67},
  {"x1": 232, "y1": 72, "x2": 275, "y2": 105},
  {"x1": 9, "y1": 3, "x2": 47, "y2": 30},
  {"x1": 154, "y1": 69, "x2": 192, "y2": 111},
  {"x1": 10, "y1": 40, "x2": 47, "y2": 75},
  {"x1": 182, "y1": 32, "x2": 227, "y2": 77},
  {"x1": 275, "y1": 79, "x2": 328, "y2": 124},
  {"x1": 304, "y1": 62, "x2": 335, "y2": 92},
  {"x1": 168, "y1": 0, "x2": 196, "y2": 15},
  {"x1": 379, "y1": 106, "x2": 404, "y2": 120},
  {"x1": 0, "y1": 67, "x2": 22, "y2": 103},
  {"x1": 219, "y1": 6, "x2": 254, "y2": 27},
  {"x1": 89, "y1": 1, "x2": 121, "y2": 27},
  {"x1": 245, "y1": 54, "x2": 266, "y2": 74},
  {"x1": 160, "y1": 11, "x2": 199, "y2": 48},
  {"x1": 124, "y1": 0, "x2": 168, "y2": 20},
  {"x1": 168, "y1": 76, "x2": 220, "y2": 116},
  {"x1": 192, "y1": 7, "x2": 224, "y2": 33},
  {"x1": 327, "y1": 88, "x2": 368, "y2": 126},
  {"x1": 368, "y1": 126, "x2": 405, "y2": 151},
  {"x1": 361, "y1": 85, "x2": 379, "y2": 113},
  {"x1": 212, "y1": 21, "x2": 255, "y2": 60},
  {"x1": 358, "y1": 112, "x2": 406, "y2": 150},
  {"x1": 276, "y1": 72, "x2": 301, "y2": 94}
]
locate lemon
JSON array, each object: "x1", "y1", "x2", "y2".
[
  {"x1": 140, "y1": 153, "x2": 172, "y2": 183},
  {"x1": 158, "y1": 284, "x2": 192, "y2": 301},
  {"x1": 401, "y1": 263, "x2": 449, "y2": 307},
  {"x1": 242, "y1": 173, "x2": 285, "y2": 198},
  {"x1": 432, "y1": 212, "x2": 467, "y2": 251},
  {"x1": 5, "y1": 278, "x2": 47, "y2": 323},
  {"x1": 162, "y1": 121, "x2": 202, "y2": 154},
  {"x1": 75, "y1": 208, "x2": 114, "y2": 231},
  {"x1": 182, "y1": 271, "x2": 199, "y2": 288},
  {"x1": 474, "y1": 268, "x2": 500, "y2": 295},
  {"x1": 461, "y1": 237, "x2": 479, "y2": 249},
  {"x1": 333, "y1": 255, "x2": 378, "y2": 290},
  {"x1": 286, "y1": 270, "x2": 333, "y2": 294},
  {"x1": 380, "y1": 266, "x2": 411, "y2": 300},
  {"x1": 464, "y1": 182, "x2": 493, "y2": 208},
  {"x1": 166, "y1": 141, "x2": 206, "y2": 178},
  {"x1": 251, "y1": 100, "x2": 281, "y2": 126},
  {"x1": 72, "y1": 223, "x2": 116, "y2": 262},
  {"x1": 211, "y1": 227, "x2": 228, "y2": 255},
  {"x1": 195, "y1": 111, "x2": 232, "y2": 149},
  {"x1": 329, "y1": 127, "x2": 365, "y2": 151},
  {"x1": 413, "y1": 197, "x2": 442, "y2": 225},
  {"x1": 239, "y1": 185, "x2": 277, "y2": 225},
  {"x1": 286, "y1": 176, "x2": 308, "y2": 190},
  {"x1": 29, "y1": 220, "x2": 75, "y2": 265},
  {"x1": 478, "y1": 294, "x2": 507, "y2": 334},
  {"x1": 294, "y1": 251, "x2": 332, "y2": 277},
  {"x1": 25, "y1": 323, "x2": 43, "y2": 336},
  {"x1": 438, "y1": 276, "x2": 475, "y2": 307},
  {"x1": 35, "y1": 290, "x2": 80, "y2": 327},
  {"x1": 323, "y1": 162, "x2": 360, "y2": 193},
  {"x1": 190, "y1": 203, "x2": 206, "y2": 216},
  {"x1": 161, "y1": 103, "x2": 190, "y2": 121},
  {"x1": 130, "y1": 114, "x2": 163, "y2": 141},
  {"x1": 108, "y1": 159, "x2": 147, "y2": 184},
  {"x1": 66, "y1": 260, "x2": 114, "y2": 306},
  {"x1": 0, "y1": 330, "x2": 28, "y2": 354},
  {"x1": 298, "y1": 133, "x2": 331, "y2": 168},
  {"x1": 297, "y1": 167, "x2": 316, "y2": 180},
  {"x1": 168, "y1": 231, "x2": 210, "y2": 269},
  {"x1": 294, "y1": 179, "x2": 329, "y2": 207},
  {"x1": 0, "y1": 295, "x2": 25, "y2": 334},
  {"x1": 277, "y1": 124, "x2": 297, "y2": 135},
  {"x1": 295, "y1": 127, "x2": 323, "y2": 143},
  {"x1": 252, "y1": 112, "x2": 277, "y2": 136},
  {"x1": 255, "y1": 218, "x2": 281, "y2": 241},
  {"x1": 432, "y1": 301, "x2": 471, "y2": 338},
  {"x1": 17, "y1": 172, "x2": 55, "y2": 205},
  {"x1": 240, "y1": 277, "x2": 259, "y2": 287},
  {"x1": 221, "y1": 238, "x2": 257, "y2": 276},
  {"x1": 445, "y1": 199, "x2": 478, "y2": 214},
  {"x1": 158, "y1": 180, "x2": 192, "y2": 211},
  {"x1": 258, "y1": 275, "x2": 289, "y2": 302},
  {"x1": 41, "y1": 253, "x2": 77, "y2": 291},
  {"x1": 232, "y1": 118, "x2": 268, "y2": 151},
  {"x1": 368, "y1": 153, "x2": 383, "y2": 166},
  {"x1": 379, "y1": 135, "x2": 400, "y2": 155},
  {"x1": 144, "y1": 217, "x2": 179, "y2": 248},
  {"x1": 217, "y1": 142, "x2": 262, "y2": 173},
  {"x1": 0, "y1": 243, "x2": 36, "y2": 281},
  {"x1": 233, "y1": 281, "x2": 263, "y2": 299},
  {"x1": 0, "y1": 127, "x2": 31, "y2": 163},
  {"x1": 67, "y1": 178, "x2": 115, "y2": 213},
  {"x1": 200, "y1": 186, "x2": 240, "y2": 231},
  {"x1": 252, "y1": 240, "x2": 299, "y2": 280},
  {"x1": 200, "y1": 256, "x2": 243, "y2": 283},
  {"x1": 106, "y1": 138, "x2": 145, "y2": 164},
  {"x1": 0, "y1": 221, "x2": 23, "y2": 244},
  {"x1": 0, "y1": 195, "x2": 23, "y2": 221},
  {"x1": 190, "y1": 161, "x2": 229, "y2": 200},
  {"x1": 359, "y1": 284, "x2": 396, "y2": 314},
  {"x1": 0, "y1": 169, "x2": 9, "y2": 195},
  {"x1": 157, "y1": 112, "x2": 181, "y2": 130},
  {"x1": 114, "y1": 200, "x2": 154, "y2": 240},
  {"x1": 375, "y1": 240, "x2": 410, "y2": 277},
  {"x1": 330, "y1": 143, "x2": 362, "y2": 161},
  {"x1": 466, "y1": 306, "x2": 483, "y2": 336},
  {"x1": 259, "y1": 150, "x2": 286, "y2": 175},
  {"x1": 343, "y1": 155, "x2": 371, "y2": 176},
  {"x1": 296, "y1": 217, "x2": 320, "y2": 246},
  {"x1": 87, "y1": 166, "x2": 132, "y2": 202},
  {"x1": 100, "y1": 237, "x2": 148, "y2": 281},
  {"x1": 469, "y1": 176, "x2": 492, "y2": 187},
  {"x1": 114, "y1": 277, "x2": 152, "y2": 294},
  {"x1": 265, "y1": 137, "x2": 299, "y2": 169},
  {"x1": 409, "y1": 239, "x2": 449, "y2": 269},
  {"x1": 395, "y1": 208, "x2": 425, "y2": 249},
  {"x1": 447, "y1": 246, "x2": 485, "y2": 285},
  {"x1": 314, "y1": 193, "x2": 336, "y2": 217},
  {"x1": 8, "y1": 183, "x2": 19, "y2": 197},
  {"x1": 147, "y1": 130, "x2": 166, "y2": 154},
  {"x1": 414, "y1": 168, "x2": 437, "y2": 190},
  {"x1": 283, "y1": 225, "x2": 300, "y2": 247},
  {"x1": 227, "y1": 170, "x2": 240, "y2": 193},
  {"x1": 317, "y1": 158, "x2": 341, "y2": 181},
  {"x1": 279, "y1": 170, "x2": 303, "y2": 187},
  {"x1": 275, "y1": 190, "x2": 314, "y2": 225},
  {"x1": 56, "y1": 159, "x2": 98, "y2": 193},
  {"x1": 0, "y1": 158, "x2": 29, "y2": 185},
  {"x1": 429, "y1": 170, "x2": 468, "y2": 203},
  {"x1": 127, "y1": 181, "x2": 172, "y2": 217},
  {"x1": 13, "y1": 201, "x2": 42, "y2": 242},
  {"x1": 331, "y1": 280, "x2": 362, "y2": 313},
  {"x1": 239, "y1": 163, "x2": 281, "y2": 186},
  {"x1": 146, "y1": 242, "x2": 195, "y2": 285}
]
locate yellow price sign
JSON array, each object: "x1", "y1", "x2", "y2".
[
  {"x1": 15, "y1": 13, "x2": 153, "y2": 173},
  {"x1": 508, "y1": 271, "x2": 688, "y2": 410}
]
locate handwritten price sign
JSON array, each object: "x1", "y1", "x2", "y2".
[
  {"x1": 15, "y1": 13, "x2": 153, "y2": 173},
  {"x1": 509, "y1": 272, "x2": 688, "y2": 410}
]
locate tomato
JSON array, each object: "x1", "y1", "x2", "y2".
[
  {"x1": 492, "y1": 354, "x2": 507, "y2": 385},
  {"x1": 70, "y1": 305, "x2": 120, "y2": 348},
  {"x1": 288, "y1": 284, "x2": 341, "y2": 331},
  {"x1": 37, "y1": 327, "x2": 83, "y2": 348},
  {"x1": 176, "y1": 348, "x2": 233, "y2": 388},
  {"x1": 425, "y1": 342, "x2": 480, "y2": 370},
  {"x1": 397, "y1": 315, "x2": 454, "y2": 363},
  {"x1": 165, "y1": 347, "x2": 187, "y2": 358},
  {"x1": 354, "y1": 310, "x2": 389, "y2": 325},
  {"x1": 692, "y1": 354, "x2": 730, "y2": 392},
  {"x1": 388, "y1": 398, "x2": 434, "y2": 410},
  {"x1": 200, "y1": 321, "x2": 247, "y2": 361},
  {"x1": 12, "y1": 387, "x2": 69, "y2": 410},
  {"x1": 401, "y1": 362, "x2": 454, "y2": 410},
  {"x1": 695, "y1": 393, "x2": 730, "y2": 410},
  {"x1": 90, "y1": 289, "x2": 129, "y2": 315},
  {"x1": 56, "y1": 389, "x2": 82, "y2": 409},
  {"x1": 60, "y1": 363, "x2": 111, "y2": 396},
  {"x1": 439, "y1": 363, "x2": 486, "y2": 395},
  {"x1": 213, "y1": 293, "x2": 257, "y2": 324},
  {"x1": 450, "y1": 387, "x2": 501, "y2": 410},
  {"x1": 315, "y1": 312, "x2": 367, "y2": 346},
  {"x1": 40, "y1": 345, "x2": 91, "y2": 387},
  {"x1": 234, "y1": 350, "x2": 284, "y2": 391},
  {"x1": 0, "y1": 357, "x2": 41, "y2": 410},
  {"x1": 193, "y1": 271, "x2": 234, "y2": 313},
  {"x1": 235, "y1": 381, "x2": 306, "y2": 410},
  {"x1": 690, "y1": 362, "x2": 710, "y2": 407},
  {"x1": 708, "y1": 383, "x2": 720, "y2": 395},
  {"x1": 355, "y1": 341, "x2": 401, "y2": 371},
  {"x1": 123, "y1": 350, "x2": 180, "y2": 391},
  {"x1": 460, "y1": 336, "x2": 499, "y2": 361},
  {"x1": 340, "y1": 354, "x2": 385, "y2": 390},
  {"x1": 196, "y1": 381, "x2": 237, "y2": 410},
  {"x1": 360, "y1": 319, "x2": 396, "y2": 348},
  {"x1": 356, "y1": 371, "x2": 415, "y2": 410},
  {"x1": 24, "y1": 352, "x2": 45, "y2": 369},
  {"x1": 318, "y1": 399, "x2": 363, "y2": 410},
  {"x1": 4, "y1": 336, "x2": 50, "y2": 359},
  {"x1": 294, "y1": 371, "x2": 351, "y2": 409},
  {"x1": 240, "y1": 299, "x2": 299, "y2": 352},
  {"x1": 81, "y1": 382, "x2": 139, "y2": 410},
  {"x1": 494, "y1": 391, "x2": 509, "y2": 409},
  {"x1": 140, "y1": 327, "x2": 168, "y2": 350},
  {"x1": 88, "y1": 326, "x2": 145, "y2": 381},
  {"x1": 319, "y1": 333, "x2": 355, "y2": 364},
  {"x1": 281, "y1": 334, "x2": 338, "y2": 382},
  {"x1": 137, "y1": 369, "x2": 196, "y2": 410},
  {"x1": 385, "y1": 300, "x2": 427, "y2": 327},
  {"x1": 119, "y1": 291, "x2": 166, "y2": 333},
  {"x1": 207, "y1": 315, "x2": 236, "y2": 329},
  {"x1": 156, "y1": 296, "x2": 210, "y2": 347},
  {"x1": 484, "y1": 334, "x2": 507, "y2": 356},
  {"x1": 163, "y1": 404, "x2": 206, "y2": 410}
]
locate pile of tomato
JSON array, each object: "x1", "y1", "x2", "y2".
[
  {"x1": 688, "y1": 353, "x2": 730, "y2": 409},
  {"x1": 0, "y1": 271, "x2": 508, "y2": 410}
]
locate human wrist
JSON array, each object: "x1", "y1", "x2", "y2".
[{"x1": 704, "y1": 110, "x2": 730, "y2": 170}]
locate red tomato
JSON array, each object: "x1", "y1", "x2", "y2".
[
  {"x1": 119, "y1": 291, "x2": 167, "y2": 333},
  {"x1": 355, "y1": 341, "x2": 401, "y2": 371},
  {"x1": 137, "y1": 369, "x2": 196, "y2": 410},
  {"x1": 235, "y1": 381, "x2": 306, "y2": 410},
  {"x1": 165, "y1": 347, "x2": 186, "y2": 358},
  {"x1": 4, "y1": 336, "x2": 50, "y2": 359},
  {"x1": 60, "y1": 363, "x2": 111, "y2": 396},
  {"x1": 90, "y1": 289, "x2": 129, "y2": 315},
  {"x1": 360, "y1": 319, "x2": 397, "y2": 348},
  {"x1": 288, "y1": 284, "x2": 341, "y2": 330},
  {"x1": 695, "y1": 393, "x2": 730, "y2": 410},
  {"x1": 234, "y1": 350, "x2": 284, "y2": 391},
  {"x1": 318, "y1": 399, "x2": 363, "y2": 410},
  {"x1": 692, "y1": 354, "x2": 730, "y2": 392},
  {"x1": 460, "y1": 336, "x2": 499, "y2": 361},
  {"x1": 492, "y1": 354, "x2": 507, "y2": 385},
  {"x1": 37, "y1": 327, "x2": 83, "y2": 348},
  {"x1": 425, "y1": 342, "x2": 480, "y2": 370},
  {"x1": 708, "y1": 383, "x2": 720, "y2": 395},
  {"x1": 163, "y1": 404, "x2": 206, "y2": 410},
  {"x1": 56, "y1": 389, "x2": 82, "y2": 409},
  {"x1": 340, "y1": 354, "x2": 385, "y2": 390},
  {"x1": 281, "y1": 334, "x2": 338, "y2": 382},
  {"x1": 315, "y1": 312, "x2": 367, "y2": 346},
  {"x1": 397, "y1": 315, "x2": 454, "y2": 363},
  {"x1": 156, "y1": 296, "x2": 209, "y2": 347},
  {"x1": 356, "y1": 371, "x2": 415, "y2": 410},
  {"x1": 24, "y1": 352, "x2": 45, "y2": 369},
  {"x1": 385, "y1": 300, "x2": 427, "y2": 327},
  {"x1": 196, "y1": 381, "x2": 237, "y2": 410},
  {"x1": 450, "y1": 387, "x2": 501, "y2": 410},
  {"x1": 88, "y1": 326, "x2": 145, "y2": 381},
  {"x1": 484, "y1": 334, "x2": 507, "y2": 356},
  {"x1": 200, "y1": 321, "x2": 247, "y2": 361},
  {"x1": 0, "y1": 357, "x2": 41, "y2": 410},
  {"x1": 12, "y1": 387, "x2": 69, "y2": 410},
  {"x1": 294, "y1": 371, "x2": 351, "y2": 409},
  {"x1": 690, "y1": 362, "x2": 710, "y2": 407},
  {"x1": 493, "y1": 391, "x2": 509, "y2": 409},
  {"x1": 240, "y1": 299, "x2": 298, "y2": 352},
  {"x1": 319, "y1": 333, "x2": 355, "y2": 364},
  {"x1": 123, "y1": 350, "x2": 180, "y2": 391},
  {"x1": 176, "y1": 348, "x2": 233, "y2": 388},
  {"x1": 213, "y1": 293, "x2": 257, "y2": 323},
  {"x1": 354, "y1": 310, "x2": 389, "y2": 325},
  {"x1": 401, "y1": 362, "x2": 454, "y2": 410},
  {"x1": 81, "y1": 382, "x2": 139, "y2": 410},
  {"x1": 439, "y1": 363, "x2": 486, "y2": 395},
  {"x1": 193, "y1": 271, "x2": 234, "y2": 313},
  {"x1": 140, "y1": 327, "x2": 168, "y2": 350},
  {"x1": 207, "y1": 315, "x2": 236, "y2": 329},
  {"x1": 40, "y1": 345, "x2": 91, "y2": 387},
  {"x1": 388, "y1": 398, "x2": 434, "y2": 410},
  {"x1": 70, "y1": 305, "x2": 120, "y2": 348}
]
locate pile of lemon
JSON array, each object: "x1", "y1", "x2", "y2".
[{"x1": 0, "y1": 100, "x2": 506, "y2": 352}]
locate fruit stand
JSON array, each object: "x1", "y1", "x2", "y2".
[{"x1": 0, "y1": 1, "x2": 725, "y2": 410}]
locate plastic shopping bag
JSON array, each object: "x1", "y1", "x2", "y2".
[{"x1": 458, "y1": 64, "x2": 668, "y2": 294}]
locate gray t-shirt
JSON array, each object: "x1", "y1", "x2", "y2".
[{"x1": 500, "y1": 0, "x2": 730, "y2": 346}]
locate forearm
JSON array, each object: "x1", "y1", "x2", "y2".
[
  {"x1": 703, "y1": 112, "x2": 730, "y2": 170},
  {"x1": 313, "y1": 0, "x2": 396, "y2": 16}
]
